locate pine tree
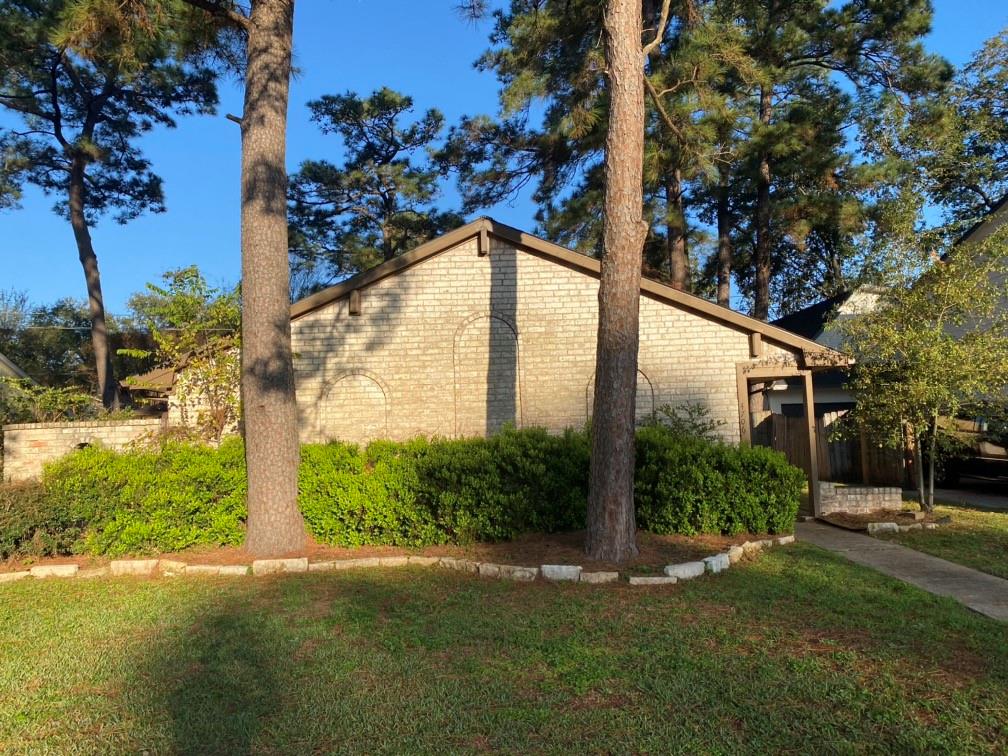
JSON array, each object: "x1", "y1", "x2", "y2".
[
  {"x1": 0, "y1": 0, "x2": 217, "y2": 408},
  {"x1": 289, "y1": 88, "x2": 462, "y2": 297},
  {"x1": 59, "y1": 0, "x2": 308, "y2": 555}
]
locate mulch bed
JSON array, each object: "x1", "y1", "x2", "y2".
[
  {"x1": 0, "y1": 530, "x2": 774, "y2": 574},
  {"x1": 822, "y1": 509, "x2": 950, "y2": 532}
]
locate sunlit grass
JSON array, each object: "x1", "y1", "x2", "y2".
[
  {"x1": 880, "y1": 504, "x2": 1008, "y2": 579},
  {"x1": 0, "y1": 544, "x2": 1005, "y2": 753}
]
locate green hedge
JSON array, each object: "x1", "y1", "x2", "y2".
[
  {"x1": 634, "y1": 426, "x2": 804, "y2": 536},
  {"x1": 0, "y1": 426, "x2": 801, "y2": 558}
]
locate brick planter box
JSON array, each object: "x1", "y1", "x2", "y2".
[{"x1": 819, "y1": 482, "x2": 903, "y2": 515}]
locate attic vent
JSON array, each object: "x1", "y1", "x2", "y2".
[
  {"x1": 477, "y1": 227, "x2": 490, "y2": 256},
  {"x1": 348, "y1": 289, "x2": 362, "y2": 316}
]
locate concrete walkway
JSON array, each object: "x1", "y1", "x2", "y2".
[{"x1": 796, "y1": 521, "x2": 1008, "y2": 623}]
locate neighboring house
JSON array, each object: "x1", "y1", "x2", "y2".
[
  {"x1": 0, "y1": 350, "x2": 28, "y2": 380},
  {"x1": 766, "y1": 286, "x2": 884, "y2": 415},
  {"x1": 765, "y1": 198, "x2": 1008, "y2": 484},
  {"x1": 290, "y1": 217, "x2": 844, "y2": 512},
  {"x1": 126, "y1": 347, "x2": 239, "y2": 438}
]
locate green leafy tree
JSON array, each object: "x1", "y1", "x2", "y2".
[
  {"x1": 0, "y1": 377, "x2": 99, "y2": 425},
  {"x1": 0, "y1": 293, "x2": 153, "y2": 389},
  {"x1": 288, "y1": 88, "x2": 463, "y2": 297},
  {"x1": 878, "y1": 28, "x2": 1008, "y2": 231},
  {"x1": 446, "y1": 0, "x2": 946, "y2": 319},
  {"x1": 126, "y1": 266, "x2": 240, "y2": 443},
  {"x1": 442, "y1": 0, "x2": 737, "y2": 291},
  {"x1": 0, "y1": 0, "x2": 218, "y2": 408},
  {"x1": 838, "y1": 225, "x2": 1008, "y2": 511}
]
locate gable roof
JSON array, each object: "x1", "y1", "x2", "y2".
[
  {"x1": 958, "y1": 193, "x2": 1008, "y2": 246},
  {"x1": 290, "y1": 217, "x2": 844, "y2": 364},
  {"x1": 0, "y1": 350, "x2": 28, "y2": 380},
  {"x1": 770, "y1": 291, "x2": 853, "y2": 341}
]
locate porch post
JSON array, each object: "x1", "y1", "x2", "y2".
[
  {"x1": 736, "y1": 365, "x2": 751, "y2": 445},
  {"x1": 802, "y1": 370, "x2": 822, "y2": 517}
]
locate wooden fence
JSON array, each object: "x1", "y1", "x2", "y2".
[{"x1": 755, "y1": 410, "x2": 904, "y2": 485}]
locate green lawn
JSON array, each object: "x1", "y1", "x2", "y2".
[
  {"x1": 882, "y1": 504, "x2": 1008, "y2": 579},
  {"x1": 1, "y1": 545, "x2": 1006, "y2": 753}
]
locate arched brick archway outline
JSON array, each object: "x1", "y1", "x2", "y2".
[
  {"x1": 453, "y1": 310, "x2": 525, "y2": 437},
  {"x1": 585, "y1": 368, "x2": 656, "y2": 423},
  {"x1": 317, "y1": 369, "x2": 391, "y2": 442}
]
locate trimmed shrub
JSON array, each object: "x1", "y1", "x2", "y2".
[
  {"x1": 0, "y1": 480, "x2": 78, "y2": 559},
  {"x1": 299, "y1": 428, "x2": 590, "y2": 547},
  {"x1": 0, "y1": 425, "x2": 801, "y2": 557},
  {"x1": 36, "y1": 437, "x2": 246, "y2": 556},
  {"x1": 635, "y1": 425, "x2": 804, "y2": 536}
]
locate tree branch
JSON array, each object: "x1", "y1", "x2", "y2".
[
  {"x1": 643, "y1": 74, "x2": 683, "y2": 140},
  {"x1": 47, "y1": 54, "x2": 70, "y2": 150},
  {"x1": 642, "y1": 0, "x2": 673, "y2": 57},
  {"x1": 179, "y1": 0, "x2": 252, "y2": 32}
]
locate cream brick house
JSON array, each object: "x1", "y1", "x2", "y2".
[{"x1": 289, "y1": 218, "x2": 842, "y2": 511}]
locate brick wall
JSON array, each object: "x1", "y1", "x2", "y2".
[
  {"x1": 292, "y1": 236, "x2": 803, "y2": 445},
  {"x1": 819, "y1": 482, "x2": 903, "y2": 515},
  {"x1": 2, "y1": 418, "x2": 163, "y2": 481}
]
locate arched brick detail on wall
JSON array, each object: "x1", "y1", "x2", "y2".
[
  {"x1": 318, "y1": 370, "x2": 390, "y2": 444},
  {"x1": 453, "y1": 311, "x2": 524, "y2": 437},
  {"x1": 585, "y1": 368, "x2": 656, "y2": 424}
]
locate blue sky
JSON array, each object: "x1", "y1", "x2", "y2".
[{"x1": 2, "y1": 0, "x2": 1007, "y2": 314}]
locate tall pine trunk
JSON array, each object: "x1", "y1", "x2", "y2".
[
  {"x1": 666, "y1": 169, "x2": 688, "y2": 290},
  {"x1": 586, "y1": 0, "x2": 647, "y2": 563},
  {"x1": 753, "y1": 85, "x2": 772, "y2": 320},
  {"x1": 240, "y1": 0, "x2": 306, "y2": 556},
  {"x1": 68, "y1": 157, "x2": 121, "y2": 409},
  {"x1": 716, "y1": 160, "x2": 732, "y2": 307}
]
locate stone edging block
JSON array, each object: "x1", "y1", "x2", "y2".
[
  {"x1": 30, "y1": 564, "x2": 79, "y2": 578},
  {"x1": 2, "y1": 532, "x2": 798, "y2": 588},
  {"x1": 541, "y1": 564, "x2": 582, "y2": 582},
  {"x1": 580, "y1": 571, "x2": 619, "y2": 584},
  {"x1": 664, "y1": 561, "x2": 705, "y2": 580},
  {"x1": 251, "y1": 557, "x2": 309, "y2": 576},
  {"x1": 628, "y1": 576, "x2": 677, "y2": 586},
  {"x1": 110, "y1": 559, "x2": 158, "y2": 577},
  {"x1": 702, "y1": 553, "x2": 730, "y2": 574}
]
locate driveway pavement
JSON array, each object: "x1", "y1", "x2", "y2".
[
  {"x1": 796, "y1": 521, "x2": 1008, "y2": 623},
  {"x1": 933, "y1": 488, "x2": 1008, "y2": 511}
]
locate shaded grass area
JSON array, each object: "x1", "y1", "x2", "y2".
[
  {"x1": 880, "y1": 504, "x2": 1008, "y2": 579},
  {"x1": 1, "y1": 545, "x2": 1006, "y2": 753}
]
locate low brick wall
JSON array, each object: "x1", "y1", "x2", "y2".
[
  {"x1": 2, "y1": 418, "x2": 164, "y2": 482},
  {"x1": 819, "y1": 482, "x2": 903, "y2": 515}
]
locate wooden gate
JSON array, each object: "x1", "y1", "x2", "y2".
[{"x1": 766, "y1": 411, "x2": 903, "y2": 485}]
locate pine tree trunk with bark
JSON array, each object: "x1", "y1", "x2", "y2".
[
  {"x1": 68, "y1": 157, "x2": 121, "y2": 409},
  {"x1": 716, "y1": 161, "x2": 733, "y2": 307},
  {"x1": 666, "y1": 169, "x2": 688, "y2": 290},
  {"x1": 586, "y1": 0, "x2": 648, "y2": 563},
  {"x1": 753, "y1": 85, "x2": 773, "y2": 320},
  {"x1": 239, "y1": 0, "x2": 306, "y2": 556}
]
